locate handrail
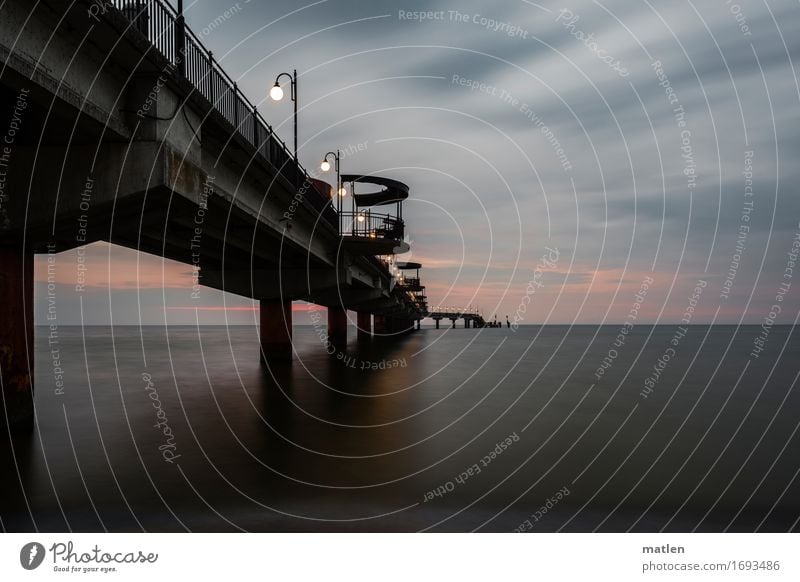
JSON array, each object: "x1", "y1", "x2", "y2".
[
  {"x1": 428, "y1": 309, "x2": 482, "y2": 317},
  {"x1": 108, "y1": 0, "x2": 331, "y2": 223},
  {"x1": 339, "y1": 210, "x2": 404, "y2": 241},
  {"x1": 340, "y1": 174, "x2": 409, "y2": 207},
  {"x1": 106, "y1": 2, "x2": 434, "y2": 316}
]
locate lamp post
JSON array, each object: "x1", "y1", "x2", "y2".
[
  {"x1": 270, "y1": 70, "x2": 298, "y2": 160},
  {"x1": 321, "y1": 150, "x2": 345, "y2": 232}
]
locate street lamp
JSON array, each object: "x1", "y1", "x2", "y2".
[
  {"x1": 270, "y1": 70, "x2": 298, "y2": 160},
  {"x1": 321, "y1": 150, "x2": 342, "y2": 229}
]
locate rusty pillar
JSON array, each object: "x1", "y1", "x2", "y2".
[{"x1": 0, "y1": 248, "x2": 34, "y2": 432}]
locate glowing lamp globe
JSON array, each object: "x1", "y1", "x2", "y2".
[{"x1": 269, "y1": 84, "x2": 284, "y2": 101}]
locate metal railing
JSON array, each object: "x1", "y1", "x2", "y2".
[
  {"x1": 106, "y1": 2, "x2": 431, "y2": 317},
  {"x1": 428, "y1": 308, "x2": 482, "y2": 317},
  {"x1": 339, "y1": 210, "x2": 404, "y2": 241},
  {"x1": 108, "y1": 1, "x2": 335, "y2": 224}
]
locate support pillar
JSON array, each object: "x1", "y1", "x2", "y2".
[
  {"x1": 451, "y1": 318, "x2": 456, "y2": 328},
  {"x1": 465, "y1": 319, "x2": 470, "y2": 329},
  {"x1": 357, "y1": 311, "x2": 372, "y2": 338},
  {"x1": 0, "y1": 248, "x2": 34, "y2": 432},
  {"x1": 374, "y1": 314, "x2": 387, "y2": 334},
  {"x1": 416, "y1": 320, "x2": 421, "y2": 330},
  {"x1": 435, "y1": 319, "x2": 440, "y2": 329},
  {"x1": 328, "y1": 306, "x2": 348, "y2": 349},
  {"x1": 260, "y1": 299, "x2": 293, "y2": 360}
]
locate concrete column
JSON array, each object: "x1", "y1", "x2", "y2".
[
  {"x1": 357, "y1": 311, "x2": 372, "y2": 338},
  {"x1": 451, "y1": 318, "x2": 456, "y2": 328},
  {"x1": 435, "y1": 319, "x2": 440, "y2": 329},
  {"x1": 328, "y1": 306, "x2": 348, "y2": 349},
  {"x1": 260, "y1": 299, "x2": 292, "y2": 360},
  {"x1": 0, "y1": 248, "x2": 34, "y2": 431},
  {"x1": 374, "y1": 314, "x2": 387, "y2": 334},
  {"x1": 415, "y1": 320, "x2": 421, "y2": 330},
  {"x1": 464, "y1": 319, "x2": 470, "y2": 329}
]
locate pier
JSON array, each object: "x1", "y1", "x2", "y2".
[
  {"x1": 0, "y1": 0, "x2": 435, "y2": 430},
  {"x1": 427, "y1": 308, "x2": 488, "y2": 329}
]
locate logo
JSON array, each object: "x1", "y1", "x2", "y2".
[{"x1": 20, "y1": 542, "x2": 46, "y2": 570}]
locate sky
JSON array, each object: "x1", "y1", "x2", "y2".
[{"x1": 35, "y1": 0, "x2": 800, "y2": 325}]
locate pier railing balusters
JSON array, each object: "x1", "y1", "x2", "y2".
[{"x1": 108, "y1": 0, "x2": 333, "y2": 225}]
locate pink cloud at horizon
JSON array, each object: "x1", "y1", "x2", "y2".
[
  {"x1": 31, "y1": 242, "x2": 775, "y2": 324},
  {"x1": 164, "y1": 303, "x2": 325, "y2": 313}
]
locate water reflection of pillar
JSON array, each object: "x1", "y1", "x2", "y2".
[
  {"x1": 328, "y1": 306, "x2": 348, "y2": 349},
  {"x1": 390, "y1": 318, "x2": 414, "y2": 334}
]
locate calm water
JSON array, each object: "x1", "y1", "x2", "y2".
[{"x1": 1, "y1": 325, "x2": 798, "y2": 532}]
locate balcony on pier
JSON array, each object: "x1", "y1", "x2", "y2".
[{"x1": 338, "y1": 175, "x2": 410, "y2": 255}]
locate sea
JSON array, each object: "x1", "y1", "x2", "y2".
[{"x1": 1, "y1": 324, "x2": 798, "y2": 532}]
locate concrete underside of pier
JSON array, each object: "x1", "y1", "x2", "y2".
[{"x1": 0, "y1": 0, "x2": 424, "y2": 429}]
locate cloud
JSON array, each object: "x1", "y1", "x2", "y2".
[{"x1": 56, "y1": 0, "x2": 800, "y2": 324}]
